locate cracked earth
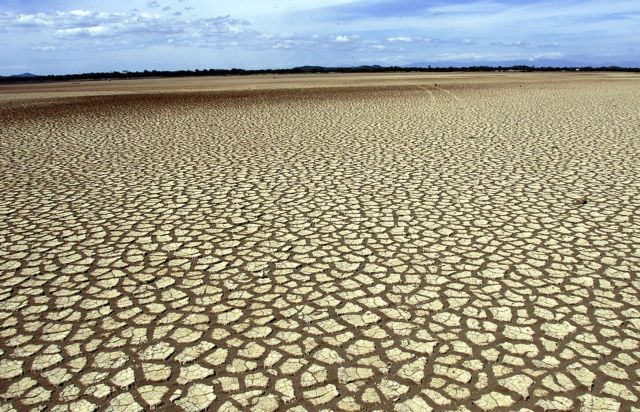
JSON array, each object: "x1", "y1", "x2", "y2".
[{"x1": 0, "y1": 73, "x2": 639, "y2": 411}]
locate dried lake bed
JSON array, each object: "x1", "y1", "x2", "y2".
[{"x1": 1, "y1": 73, "x2": 639, "y2": 411}]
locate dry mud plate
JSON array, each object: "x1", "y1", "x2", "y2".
[{"x1": 0, "y1": 73, "x2": 639, "y2": 411}]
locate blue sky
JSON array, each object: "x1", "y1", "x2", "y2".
[{"x1": 0, "y1": 0, "x2": 638, "y2": 75}]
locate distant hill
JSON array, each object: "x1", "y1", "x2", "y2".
[{"x1": 9, "y1": 73, "x2": 38, "y2": 78}]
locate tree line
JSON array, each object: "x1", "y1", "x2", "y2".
[{"x1": 1, "y1": 65, "x2": 638, "y2": 84}]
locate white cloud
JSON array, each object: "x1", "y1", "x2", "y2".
[
  {"x1": 429, "y1": 51, "x2": 565, "y2": 62},
  {"x1": 0, "y1": 10, "x2": 256, "y2": 50},
  {"x1": 14, "y1": 14, "x2": 51, "y2": 27},
  {"x1": 388, "y1": 36, "x2": 411, "y2": 42},
  {"x1": 69, "y1": 10, "x2": 93, "y2": 17},
  {"x1": 529, "y1": 52, "x2": 564, "y2": 61},
  {"x1": 56, "y1": 26, "x2": 110, "y2": 38},
  {"x1": 335, "y1": 35, "x2": 349, "y2": 42}
]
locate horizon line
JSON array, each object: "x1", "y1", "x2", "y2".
[{"x1": 2, "y1": 64, "x2": 640, "y2": 82}]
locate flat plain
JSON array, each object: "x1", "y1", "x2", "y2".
[{"x1": 0, "y1": 73, "x2": 639, "y2": 411}]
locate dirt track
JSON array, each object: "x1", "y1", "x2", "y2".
[{"x1": 1, "y1": 73, "x2": 639, "y2": 411}]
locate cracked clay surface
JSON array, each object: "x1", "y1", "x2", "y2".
[{"x1": 0, "y1": 73, "x2": 639, "y2": 411}]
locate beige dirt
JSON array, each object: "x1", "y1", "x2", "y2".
[{"x1": 0, "y1": 73, "x2": 639, "y2": 411}]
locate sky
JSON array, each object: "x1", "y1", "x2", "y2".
[{"x1": 0, "y1": 0, "x2": 638, "y2": 75}]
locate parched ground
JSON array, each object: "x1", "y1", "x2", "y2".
[{"x1": 0, "y1": 73, "x2": 639, "y2": 411}]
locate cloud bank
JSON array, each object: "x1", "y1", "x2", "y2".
[{"x1": 0, "y1": 0, "x2": 638, "y2": 74}]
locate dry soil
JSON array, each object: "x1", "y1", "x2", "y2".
[{"x1": 1, "y1": 73, "x2": 639, "y2": 411}]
